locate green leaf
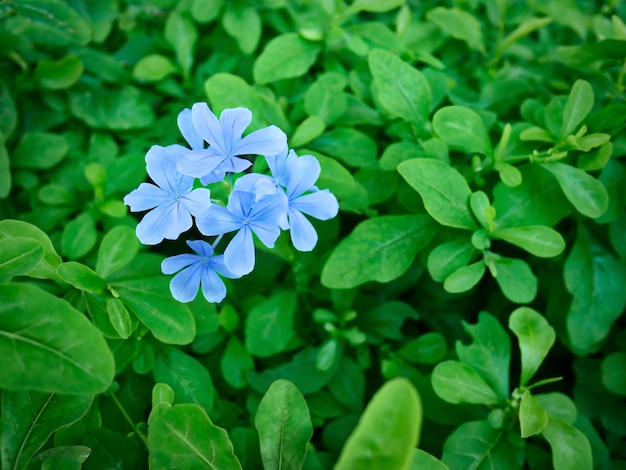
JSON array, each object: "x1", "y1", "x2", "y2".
[
  {"x1": 220, "y1": 336, "x2": 254, "y2": 389},
  {"x1": 493, "y1": 256, "x2": 538, "y2": 304},
  {"x1": 0, "y1": 237, "x2": 44, "y2": 283},
  {"x1": 254, "y1": 33, "x2": 321, "y2": 84},
  {"x1": 114, "y1": 279, "x2": 196, "y2": 345},
  {"x1": 519, "y1": 390, "x2": 549, "y2": 437},
  {"x1": 564, "y1": 228, "x2": 626, "y2": 354},
  {"x1": 509, "y1": 307, "x2": 556, "y2": 386},
  {"x1": 245, "y1": 291, "x2": 298, "y2": 357},
  {"x1": 154, "y1": 346, "x2": 215, "y2": 413},
  {"x1": 57, "y1": 262, "x2": 106, "y2": 293},
  {"x1": 443, "y1": 260, "x2": 485, "y2": 293},
  {"x1": 345, "y1": 0, "x2": 404, "y2": 14},
  {"x1": 601, "y1": 352, "x2": 626, "y2": 396},
  {"x1": 328, "y1": 356, "x2": 365, "y2": 412},
  {"x1": 560, "y1": 79, "x2": 594, "y2": 139},
  {"x1": 290, "y1": 115, "x2": 325, "y2": 148},
  {"x1": 34, "y1": 54, "x2": 83, "y2": 89},
  {"x1": 335, "y1": 378, "x2": 422, "y2": 470},
  {"x1": 432, "y1": 361, "x2": 500, "y2": 405},
  {"x1": 31, "y1": 445, "x2": 91, "y2": 469},
  {"x1": 427, "y1": 238, "x2": 475, "y2": 282},
  {"x1": 398, "y1": 158, "x2": 476, "y2": 230},
  {"x1": 427, "y1": 7, "x2": 486, "y2": 54},
  {"x1": 498, "y1": 17, "x2": 553, "y2": 54},
  {"x1": 61, "y1": 212, "x2": 97, "y2": 260},
  {"x1": 304, "y1": 72, "x2": 347, "y2": 125},
  {"x1": 96, "y1": 225, "x2": 140, "y2": 279},
  {"x1": 357, "y1": 301, "x2": 419, "y2": 342},
  {"x1": 133, "y1": 54, "x2": 178, "y2": 82},
  {"x1": 535, "y1": 392, "x2": 577, "y2": 423},
  {"x1": 255, "y1": 380, "x2": 313, "y2": 470},
  {"x1": 222, "y1": 3, "x2": 261, "y2": 55},
  {"x1": 368, "y1": 48, "x2": 431, "y2": 127},
  {"x1": 190, "y1": 0, "x2": 223, "y2": 23},
  {"x1": 432, "y1": 106, "x2": 493, "y2": 157},
  {"x1": 0, "y1": 85, "x2": 17, "y2": 141},
  {"x1": 165, "y1": 11, "x2": 197, "y2": 79},
  {"x1": 470, "y1": 191, "x2": 495, "y2": 231},
  {"x1": 310, "y1": 128, "x2": 377, "y2": 168},
  {"x1": 148, "y1": 402, "x2": 242, "y2": 470},
  {"x1": 0, "y1": 283, "x2": 115, "y2": 394},
  {"x1": 12, "y1": 131, "x2": 68, "y2": 169},
  {"x1": 0, "y1": 134, "x2": 10, "y2": 198},
  {"x1": 379, "y1": 141, "x2": 425, "y2": 171},
  {"x1": 541, "y1": 419, "x2": 593, "y2": 470},
  {"x1": 398, "y1": 332, "x2": 448, "y2": 365},
  {"x1": 409, "y1": 449, "x2": 450, "y2": 470},
  {"x1": 321, "y1": 215, "x2": 438, "y2": 288},
  {"x1": 540, "y1": 162, "x2": 608, "y2": 218},
  {"x1": 0, "y1": 390, "x2": 92, "y2": 470},
  {"x1": 106, "y1": 297, "x2": 132, "y2": 339},
  {"x1": 496, "y1": 162, "x2": 523, "y2": 187},
  {"x1": 491, "y1": 226, "x2": 566, "y2": 258}
]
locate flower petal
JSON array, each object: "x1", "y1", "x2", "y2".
[
  {"x1": 169, "y1": 263, "x2": 202, "y2": 302},
  {"x1": 224, "y1": 227, "x2": 255, "y2": 276},
  {"x1": 285, "y1": 153, "x2": 321, "y2": 198},
  {"x1": 249, "y1": 192, "x2": 288, "y2": 248},
  {"x1": 201, "y1": 267, "x2": 228, "y2": 303},
  {"x1": 162, "y1": 253, "x2": 200, "y2": 274},
  {"x1": 215, "y1": 156, "x2": 252, "y2": 174},
  {"x1": 176, "y1": 148, "x2": 225, "y2": 179},
  {"x1": 196, "y1": 204, "x2": 242, "y2": 236},
  {"x1": 288, "y1": 208, "x2": 318, "y2": 251},
  {"x1": 146, "y1": 145, "x2": 184, "y2": 195},
  {"x1": 192, "y1": 102, "x2": 226, "y2": 153},
  {"x1": 233, "y1": 173, "x2": 272, "y2": 193},
  {"x1": 234, "y1": 125, "x2": 287, "y2": 157},
  {"x1": 187, "y1": 240, "x2": 214, "y2": 257},
  {"x1": 291, "y1": 189, "x2": 339, "y2": 220},
  {"x1": 227, "y1": 190, "x2": 256, "y2": 219},
  {"x1": 265, "y1": 147, "x2": 289, "y2": 185},
  {"x1": 124, "y1": 183, "x2": 170, "y2": 212},
  {"x1": 135, "y1": 202, "x2": 192, "y2": 245},
  {"x1": 180, "y1": 188, "x2": 211, "y2": 218},
  {"x1": 208, "y1": 254, "x2": 240, "y2": 279},
  {"x1": 177, "y1": 108, "x2": 204, "y2": 150},
  {"x1": 219, "y1": 107, "x2": 252, "y2": 152}
]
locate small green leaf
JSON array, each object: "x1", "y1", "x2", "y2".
[
  {"x1": 432, "y1": 106, "x2": 493, "y2": 157},
  {"x1": 493, "y1": 256, "x2": 538, "y2": 304},
  {"x1": 61, "y1": 212, "x2": 97, "y2": 260},
  {"x1": 165, "y1": 11, "x2": 197, "y2": 79},
  {"x1": 398, "y1": 158, "x2": 476, "y2": 230},
  {"x1": 96, "y1": 225, "x2": 140, "y2": 279},
  {"x1": 290, "y1": 115, "x2": 326, "y2": 148},
  {"x1": 190, "y1": 0, "x2": 223, "y2": 23},
  {"x1": 222, "y1": 3, "x2": 261, "y2": 55},
  {"x1": 509, "y1": 307, "x2": 556, "y2": 386},
  {"x1": 560, "y1": 79, "x2": 594, "y2": 140},
  {"x1": 255, "y1": 380, "x2": 313, "y2": 470},
  {"x1": 491, "y1": 226, "x2": 565, "y2": 258},
  {"x1": 335, "y1": 378, "x2": 422, "y2": 470},
  {"x1": 133, "y1": 54, "x2": 178, "y2": 82},
  {"x1": 535, "y1": 392, "x2": 577, "y2": 423},
  {"x1": 345, "y1": 0, "x2": 404, "y2": 14},
  {"x1": 0, "y1": 237, "x2": 44, "y2": 283},
  {"x1": 12, "y1": 132, "x2": 69, "y2": 169},
  {"x1": 311, "y1": 128, "x2": 377, "y2": 168},
  {"x1": 601, "y1": 352, "x2": 626, "y2": 396},
  {"x1": 497, "y1": 162, "x2": 523, "y2": 187},
  {"x1": 427, "y1": 7, "x2": 486, "y2": 54},
  {"x1": 469, "y1": 191, "x2": 495, "y2": 231},
  {"x1": 443, "y1": 260, "x2": 485, "y2": 293},
  {"x1": 540, "y1": 162, "x2": 608, "y2": 218},
  {"x1": 220, "y1": 336, "x2": 254, "y2": 389},
  {"x1": 245, "y1": 291, "x2": 298, "y2": 357},
  {"x1": 35, "y1": 55, "x2": 83, "y2": 89},
  {"x1": 541, "y1": 418, "x2": 593, "y2": 470},
  {"x1": 106, "y1": 297, "x2": 132, "y2": 339},
  {"x1": 321, "y1": 215, "x2": 438, "y2": 288},
  {"x1": 57, "y1": 262, "x2": 106, "y2": 294},
  {"x1": 398, "y1": 332, "x2": 448, "y2": 365},
  {"x1": 498, "y1": 17, "x2": 553, "y2": 54},
  {"x1": 432, "y1": 361, "x2": 500, "y2": 405},
  {"x1": 304, "y1": 72, "x2": 347, "y2": 125},
  {"x1": 427, "y1": 238, "x2": 475, "y2": 282},
  {"x1": 254, "y1": 33, "x2": 321, "y2": 84},
  {"x1": 519, "y1": 390, "x2": 549, "y2": 437},
  {"x1": 410, "y1": 449, "x2": 450, "y2": 470}
]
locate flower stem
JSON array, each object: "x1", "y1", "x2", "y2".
[
  {"x1": 212, "y1": 233, "x2": 224, "y2": 250},
  {"x1": 110, "y1": 392, "x2": 149, "y2": 447}
]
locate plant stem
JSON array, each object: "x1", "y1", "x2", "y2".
[{"x1": 110, "y1": 392, "x2": 149, "y2": 447}]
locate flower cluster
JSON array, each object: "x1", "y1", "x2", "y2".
[{"x1": 124, "y1": 103, "x2": 339, "y2": 303}]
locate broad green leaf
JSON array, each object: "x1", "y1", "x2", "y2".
[
  {"x1": 541, "y1": 418, "x2": 593, "y2": 470},
  {"x1": 456, "y1": 312, "x2": 511, "y2": 400},
  {"x1": 165, "y1": 11, "x2": 197, "y2": 79},
  {"x1": 114, "y1": 280, "x2": 196, "y2": 345},
  {"x1": 96, "y1": 225, "x2": 140, "y2": 279},
  {"x1": 57, "y1": 262, "x2": 106, "y2": 293},
  {"x1": 509, "y1": 307, "x2": 556, "y2": 386},
  {"x1": 601, "y1": 352, "x2": 626, "y2": 396},
  {"x1": 432, "y1": 361, "x2": 500, "y2": 405},
  {"x1": 398, "y1": 332, "x2": 448, "y2": 365},
  {"x1": 379, "y1": 141, "x2": 425, "y2": 170},
  {"x1": 133, "y1": 54, "x2": 178, "y2": 82},
  {"x1": 540, "y1": 162, "x2": 608, "y2": 218},
  {"x1": 427, "y1": 238, "x2": 475, "y2": 282},
  {"x1": 321, "y1": 215, "x2": 438, "y2": 288},
  {"x1": 427, "y1": 7, "x2": 486, "y2": 54},
  {"x1": 154, "y1": 346, "x2": 215, "y2": 413},
  {"x1": 368, "y1": 48, "x2": 431, "y2": 127},
  {"x1": 106, "y1": 297, "x2": 132, "y2": 339},
  {"x1": 398, "y1": 159, "x2": 476, "y2": 230},
  {"x1": 493, "y1": 256, "x2": 538, "y2": 304},
  {"x1": 535, "y1": 392, "x2": 577, "y2": 423},
  {"x1": 254, "y1": 33, "x2": 321, "y2": 84},
  {"x1": 190, "y1": 0, "x2": 223, "y2": 23},
  {"x1": 519, "y1": 390, "x2": 549, "y2": 437},
  {"x1": 0, "y1": 237, "x2": 44, "y2": 283},
  {"x1": 564, "y1": 228, "x2": 626, "y2": 354},
  {"x1": 31, "y1": 445, "x2": 91, "y2": 469},
  {"x1": 335, "y1": 378, "x2": 422, "y2": 470},
  {"x1": 255, "y1": 380, "x2": 313, "y2": 470},
  {"x1": 442, "y1": 421, "x2": 518, "y2": 469},
  {"x1": 409, "y1": 449, "x2": 450, "y2": 470},
  {"x1": 432, "y1": 106, "x2": 493, "y2": 157},
  {"x1": 12, "y1": 132, "x2": 68, "y2": 169},
  {"x1": 491, "y1": 226, "x2": 565, "y2": 258},
  {"x1": 311, "y1": 128, "x2": 377, "y2": 168},
  {"x1": 148, "y1": 402, "x2": 242, "y2": 470},
  {"x1": 61, "y1": 212, "x2": 97, "y2": 260},
  {"x1": 0, "y1": 283, "x2": 115, "y2": 394},
  {"x1": 222, "y1": 3, "x2": 261, "y2": 55},
  {"x1": 245, "y1": 291, "x2": 298, "y2": 357},
  {"x1": 0, "y1": 391, "x2": 92, "y2": 470},
  {"x1": 290, "y1": 115, "x2": 326, "y2": 148},
  {"x1": 304, "y1": 72, "x2": 347, "y2": 125},
  {"x1": 220, "y1": 336, "x2": 254, "y2": 389},
  {"x1": 443, "y1": 260, "x2": 485, "y2": 293},
  {"x1": 34, "y1": 55, "x2": 83, "y2": 89},
  {"x1": 560, "y1": 79, "x2": 594, "y2": 139}
]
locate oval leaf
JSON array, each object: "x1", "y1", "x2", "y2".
[
  {"x1": 57, "y1": 261, "x2": 107, "y2": 293},
  {"x1": 0, "y1": 237, "x2": 44, "y2": 283},
  {"x1": 491, "y1": 226, "x2": 566, "y2": 258},
  {"x1": 432, "y1": 361, "x2": 500, "y2": 405},
  {"x1": 253, "y1": 33, "x2": 321, "y2": 85},
  {"x1": 493, "y1": 256, "x2": 538, "y2": 304},
  {"x1": 96, "y1": 225, "x2": 140, "y2": 279},
  {"x1": 432, "y1": 106, "x2": 493, "y2": 157}
]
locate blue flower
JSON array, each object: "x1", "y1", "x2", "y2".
[
  {"x1": 176, "y1": 103, "x2": 287, "y2": 185},
  {"x1": 123, "y1": 145, "x2": 211, "y2": 245},
  {"x1": 161, "y1": 240, "x2": 239, "y2": 303},
  {"x1": 196, "y1": 179, "x2": 288, "y2": 276}
]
